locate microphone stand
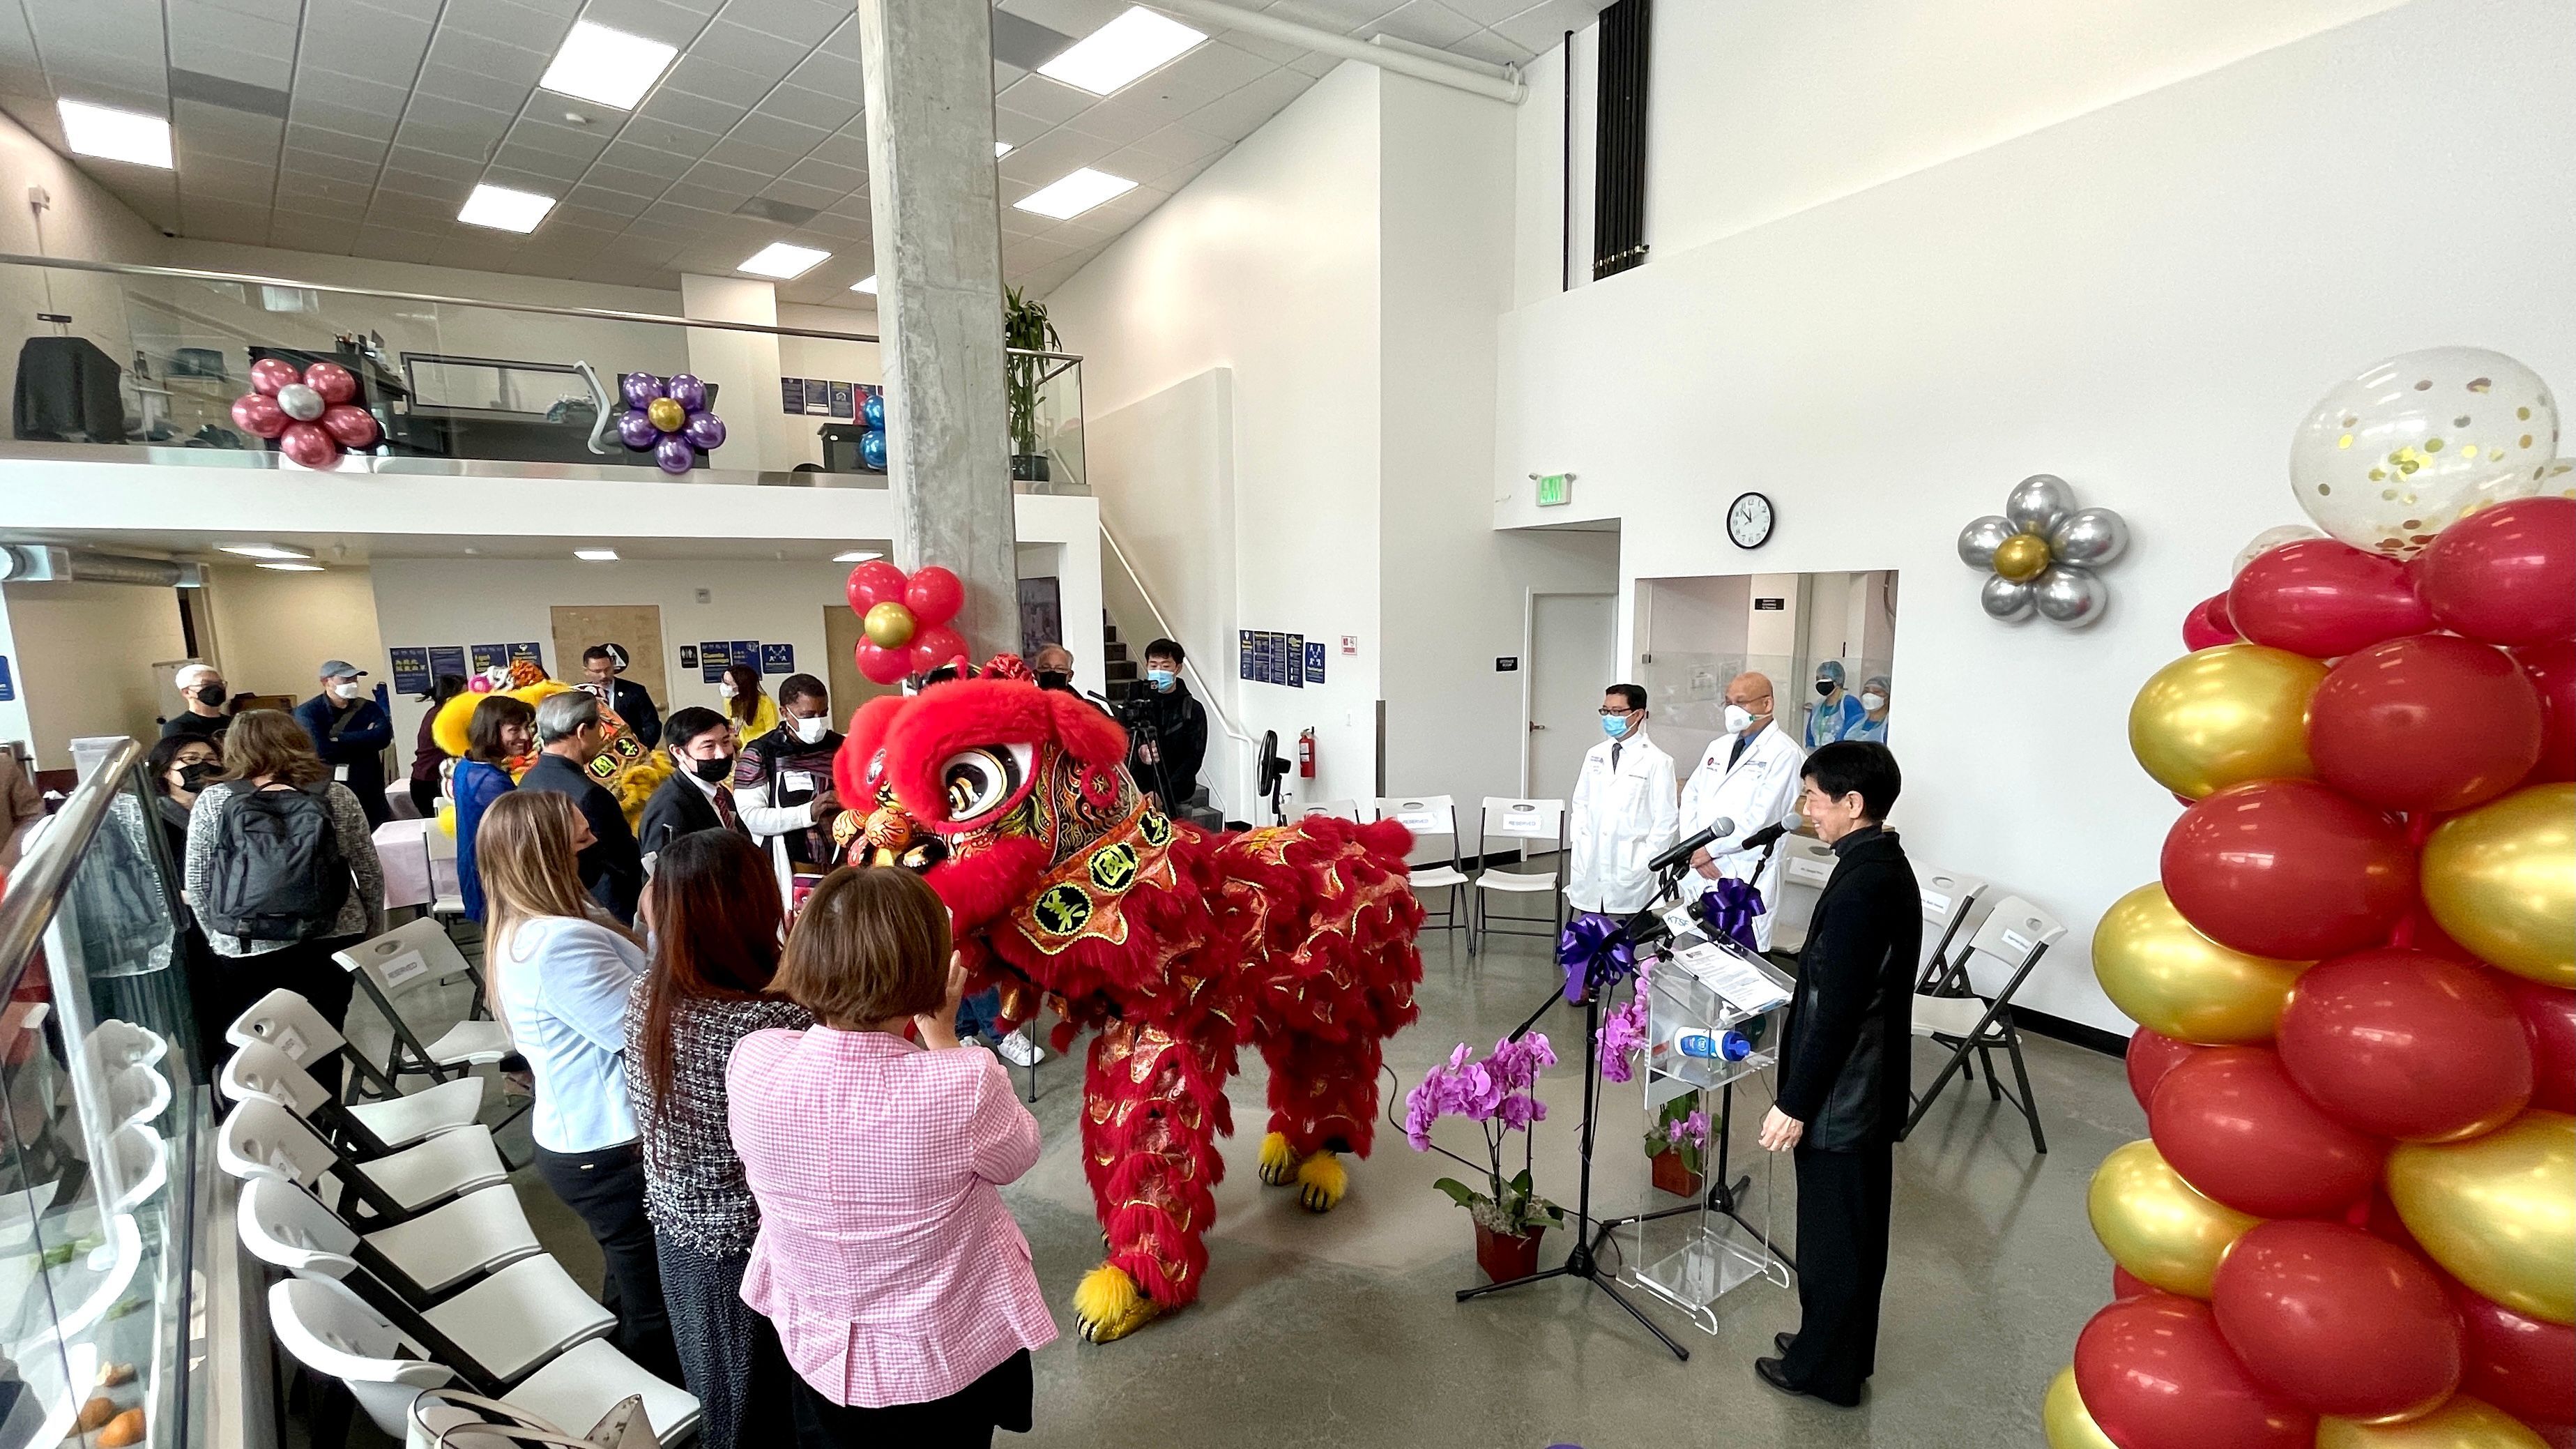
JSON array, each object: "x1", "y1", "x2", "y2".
[{"x1": 1458, "y1": 863, "x2": 1693, "y2": 1362}]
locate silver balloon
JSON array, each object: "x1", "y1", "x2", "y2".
[
  {"x1": 1957, "y1": 515, "x2": 2015, "y2": 570},
  {"x1": 2048, "y1": 507, "x2": 2129, "y2": 566},
  {"x1": 2004, "y1": 473, "x2": 2074, "y2": 535},
  {"x1": 2032, "y1": 564, "x2": 2108, "y2": 627},
  {"x1": 275, "y1": 382, "x2": 325, "y2": 423},
  {"x1": 1979, "y1": 572, "x2": 2036, "y2": 621}
]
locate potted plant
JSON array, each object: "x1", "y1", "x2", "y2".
[
  {"x1": 1004, "y1": 285, "x2": 1058, "y2": 482},
  {"x1": 1647, "y1": 1098, "x2": 1712, "y2": 1197},
  {"x1": 1404, "y1": 1034, "x2": 1564, "y2": 1281}
]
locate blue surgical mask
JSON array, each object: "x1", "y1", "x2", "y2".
[
  {"x1": 1601, "y1": 714, "x2": 1630, "y2": 739},
  {"x1": 1146, "y1": 668, "x2": 1175, "y2": 690}
]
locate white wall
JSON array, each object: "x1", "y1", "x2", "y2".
[
  {"x1": 0, "y1": 105, "x2": 166, "y2": 379},
  {"x1": 199, "y1": 563, "x2": 386, "y2": 705},
  {"x1": 777, "y1": 302, "x2": 883, "y2": 390},
  {"x1": 1493, "y1": 0, "x2": 2576, "y2": 1032},
  {"x1": 0, "y1": 581, "x2": 189, "y2": 770}
]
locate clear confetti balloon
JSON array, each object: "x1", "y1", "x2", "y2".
[{"x1": 2289, "y1": 347, "x2": 2561, "y2": 559}]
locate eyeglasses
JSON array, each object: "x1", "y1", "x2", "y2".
[{"x1": 1596, "y1": 706, "x2": 1641, "y2": 716}]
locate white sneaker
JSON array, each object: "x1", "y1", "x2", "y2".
[{"x1": 995, "y1": 1027, "x2": 1044, "y2": 1067}]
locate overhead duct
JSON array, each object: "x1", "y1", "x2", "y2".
[{"x1": 0, "y1": 545, "x2": 202, "y2": 588}]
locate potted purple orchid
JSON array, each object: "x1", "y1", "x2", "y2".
[
  {"x1": 1403, "y1": 1033, "x2": 1564, "y2": 1281},
  {"x1": 1596, "y1": 971, "x2": 1712, "y2": 1195}
]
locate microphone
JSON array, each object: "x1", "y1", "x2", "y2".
[
  {"x1": 1735, "y1": 810, "x2": 1805, "y2": 854},
  {"x1": 1647, "y1": 817, "x2": 1734, "y2": 875}
]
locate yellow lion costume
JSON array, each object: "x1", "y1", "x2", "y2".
[{"x1": 432, "y1": 658, "x2": 671, "y2": 830}]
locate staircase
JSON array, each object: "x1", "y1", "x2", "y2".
[{"x1": 1100, "y1": 612, "x2": 1142, "y2": 702}]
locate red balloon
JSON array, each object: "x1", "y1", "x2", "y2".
[
  {"x1": 2451, "y1": 1275, "x2": 2576, "y2": 1426},
  {"x1": 2499, "y1": 975, "x2": 2575, "y2": 1116},
  {"x1": 845, "y1": 559, "x2": 908, "y2": 616},
  {"x1": 2074, "y1": 1294, "x2": 2314, "y2": 1449},
  {"x1": 2114, "y1": 1266, "x2": 2154, "y2": 1300},
  {"x1": 2274, "y1": 948, "x2": 2533, "y2": 1141},
  {"x1": 2228, "y1": 538, "x2": 2434, "y2": 659},
  {"x1": 2126, "y1": 1028, "x2": 2206, "y2": 1112},
  {"x1": 2185, "y1": 592, "x2": 2242, "y2": 651},
  {"x1": 319, "y1": 404, "x2": 380, "y2": 448},
  {"x1": 907, "y1": 624, "x2": 967, "y2": 675},
  {"x1": 302, "y1": 360, "x2": 358, "y2": 405},
  {"x1": 904, "y1": 566, "x2": 964, "y2": 628},
  {"x1": 2159, "y1": 779, "x2": 2416, "y2": 959},
  {"x1": 230, "y1": 392, "x2": 288, "y2": 439},
  {"x1": 277, "y1": 420, "x2": 338, "y2": 468},
  {"x1": 2209, "y1": 1221, "x2": 2461, "y2": 1420},
  {"x1": 247, "y1": 355, "x2": 301, "y2": 395},
  {"x1": 2362, "y1": 1188, "x2": 2425, "y2": 1254},
  {"x1": 2308, "y1": 634, "x2": 2544, "y2": 812},
  {"x1": 2513, "y1": 641, "x2": 2576, "y2": 784},
  {"x1": 855, "y1": 639, "x2": 910, "y2": 685},
  {"x1": 2148, "y1": 1047, "x2": 2385, "y2": 1217},
  {"x1": 2409, "y1": 496, "x2": 2576, "y2": 646}
]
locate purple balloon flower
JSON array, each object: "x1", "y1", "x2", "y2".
[
  {"x1": 616, "y1": 407, "x2": 659, "y2": 449},
  {"x1": 653, "y1": 434, "x2": 694, "y2": 474},
  {"x1": 666, "y1": 373, "x2": 707, "y2": 411},
  {"x1": 683, "y1": 410, "x2": 726, "y2": 450},
  {"x1": 620, "y1": 371, "x2": 664, "y2": 409}
]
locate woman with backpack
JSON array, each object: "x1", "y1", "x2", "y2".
[{"x1": 182, "y1": 709, "x2": 386, "y2": 1088}]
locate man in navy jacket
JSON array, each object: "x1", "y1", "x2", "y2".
[{"x1": 295, "y1": 659, "x2": 394, "y2": 828}]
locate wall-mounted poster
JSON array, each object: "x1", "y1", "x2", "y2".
[
  {"x1": 388, "y1": 647, "x2": 432, "y2": 695},
  {"x1": 699, "y1": 641, "x2": 733, "y2": 683},
  {"x1": 427, "y1": 646, "x2": 467, "y2": 683}
]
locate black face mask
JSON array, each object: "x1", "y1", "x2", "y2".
[
  {"x1": 690, "y1": 754, "x2": 734, "y2": 783},
  {"x1": 1816, "y1": 680, "x2": 1835, "y2": 697},
  {"x1": 1036, "y1": 670, "x2": 1072, "y2": 692},
  {"x1": 195, "y1": 683, "x2": 228, "y2": 707},
  {"x1": 178, "y1": 762, "x2": 219, "y2": 791}
]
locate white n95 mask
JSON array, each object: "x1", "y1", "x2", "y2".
[{"x1": 1722, "y1": 704, "x2": 1753, "y2": 734}]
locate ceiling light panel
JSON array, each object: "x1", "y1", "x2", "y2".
[
  {"x1": 538, "y1": 22, "x2": 680, "y2": 111},
  {"x1": 740, "y1": 242, "x2": 830, "y2": 278},
  {"x1": 218, "y1": 543, "x2": 308, "y2": 560},
  {"x1": 458, "y1": 183, "x2": 556, "y2": 232},
  {"x1": 1014, "y1": 167, "x2": 1137, "y2": 220},
  {"x1": 851, "y1": 275, "x2": 877, "y2": 294},
  {"x1": 1037, "y1": 7, "x2": 1206, "y2": 96},
  {"x1": 57, "y1": 100, "x2": 173, "y2": 168},
  {"x1": 574, "y1": 548, "x2": 620, "y2": 561},
  {"x1": 257, "y1": 562, "x2": 326, "y2": 572}
]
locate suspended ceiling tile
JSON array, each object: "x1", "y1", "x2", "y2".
[
  {"x1": 996, "y1": 74, "x2": 1093, "y2": 127},
  {"x1": 1183, "y1": 68, "x2": 1311, "y2": 139},
  {"x1": 1262, "y1": 0, "x2": 1401, "y2": 32},
  {"x1": 995, "y1": 0, "x2": 1128, "y2": 36},
  {"x1": 613, "y1": 115, "x2": 723, "y2": 161},
  {"x1": 683, "y1": 20, "x2": 807, "y2": 79},
  {"x1": 663, "y1": 54, "x2": 772, "y2": 107},
  {"x1": 415, "y1": 61, "x2": 537, "y2": 115},
  {"x1": 634, "y1": 84, "x2": 745, "y2": 136},
  {"x1": 1363, "y1": 0, "x2": 1483, "y2": 47},
  {"x1": 715, "y1": 0, "x2": 844, "y2": 48},
  {"x1": 1486, "y1": 0, "x2": 1599, "y2": 52},
  {"x1": 757, "y1": 83, "x2": 859, "y2": 133}
]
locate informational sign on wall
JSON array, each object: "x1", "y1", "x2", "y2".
[
  {"x1": 1304, "y1": 639, "x2": 1326, "y2": 684},
  {"x1": 1754, "y1": 597, "x2": 1787, "y2": 612},
  {"x1": 1236, "y1": 629, "x2": 1306, "y2": 689},
  {"x1": 471, "y1": 644, "x2": 508, "y2": 674},
  {"x1": 699, "y1": 641, "x2": 733, "y2": 683},
  {"x1": 427, "y1": 646, "x2": 467, "y2": 683},
  {"x1": 388, "y1": 647, "x2": 432, "y2": 695},
  {"x1": 508, "y1": 642, "x2": 544, "y2": 669},
  {"x1": 0, "y1": 654, "x2": 14, "y2": 703},
  {"x1": 678, "y1": 645, "x2": 699, "y2": 670},
  {"x1": 760, "y1": 643, "x2": 795, "y2": 675},
  {"x1": 828, "y1": 381, "x2": 854, "y2": 419}
]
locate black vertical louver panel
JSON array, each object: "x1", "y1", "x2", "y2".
[{"x1": 1590, "y1": 0, "x2": 1651, "y2": 281}]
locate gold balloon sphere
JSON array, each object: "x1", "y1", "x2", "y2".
[
  {"x1": 2091, "y1": 882, "x2": 2311, "y2": 1045},
  {"x1": 862, "y1": 600, "x2": 917, "y2": 648},
  {"x1": 2386, "y1": 1110, "x2": 2575, "y2": 1325},
  {"x1": 646, "y1": 396, "x2": 686, "y2": 432},
  {"x1": 2042, "y1": 1366, "x2": 2120, "y2": 1449},
  {"x1": 2128, "y1": 644, "x2": 2326, "y2": 799},
  {"x1": 2315, "y1": 1394, "x2": 2551, "y2": 1449},
  {"x1": 2421, "y1": 783, "x2": 2575, "y2": 987},
  {"x1": 2087, "y1": 1138, "x2": 2259, "y2": 1298},
  {"x1": 1993, "y1": 532, "x2": 2053, "y2": 582}
]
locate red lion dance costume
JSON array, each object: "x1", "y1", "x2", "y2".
[{"x1": 831, "y1": 661, "x2": 1424, "y2": 1342}]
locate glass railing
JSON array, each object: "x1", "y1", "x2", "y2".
[
  {"x1": 0, "y1": 252, "x2": 1084, "y2": 492},
  {"x1": 0, "y1": 738, "x2": 210, "y2": 1449}
]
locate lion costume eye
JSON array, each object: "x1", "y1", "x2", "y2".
[{"x1": 938, "y1": 743, "x2": 1034, "y2": 824}]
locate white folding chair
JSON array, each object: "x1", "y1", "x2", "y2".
[
  {"x1": 1300, "y1": 798, "x2": 1363, "y2": 823},
  {"x1": 1374, "y1": 796, "x2": 1467, "y2": 941},
  {"x1": 1902, "y1": 893, "x2": 2063, "y2": 1154},
  {"x1": 1467, "y1": 797, "x2": 1568, "y2": 955},
  {"x1": 422, "y1": 818, "x2": 468, "y2": 923},
  {"x1": 220, "y1": 1045, "x2": 504, "y2": 1204},
  {"x1": 239, "y1": 1178, "x2": 613, "y2": 1385},
  {"x1": 1765, "y1": 837, "x2": 1841, "y2": 957},
  {"x1": 1912, "y1": 867, "x2": 1990, "y2": 992},
  {"x1": 337, "y1": 920, "x2": 510, "y2": 1088},
  {"x1": 222, "y1": 1003, "x2": 486, "y2": 1150},
  {"x1": 268, "y1": 1277, "x2": 701, "y2": 1443}
]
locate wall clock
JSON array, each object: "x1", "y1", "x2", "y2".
[{"x1": 1728, "y1": 491, "x2": 1775, "y2": 549}]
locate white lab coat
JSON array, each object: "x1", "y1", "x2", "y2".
[
  {"x1": 1565, "y1": 730, "x2": 1679, "y2": 915},
  {"x1": 1677, "y1": 721, "x2": 1808, "y2": 950}
]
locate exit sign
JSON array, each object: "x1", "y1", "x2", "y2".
[{"x1": 1534, "y1": 472, "x2": 1572, "y2": 506}]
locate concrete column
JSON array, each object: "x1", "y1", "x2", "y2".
[{"x1": 856, "y1": 0, "x2": 1019, "y2": 655}]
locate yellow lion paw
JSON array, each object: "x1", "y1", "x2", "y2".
[
  {"x1": 1072, "y1": 1263, "x2": 1161, "y2": 1344},
  {"x1": 1295, "y1": 1151, "x2": 1348, "y2": 1213},
  {"x1": 1256, "y1": 1132, "x2": 1303, "y2": 1186}
]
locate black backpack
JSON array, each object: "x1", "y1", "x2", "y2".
[{"x1": 201, "y1": 782, "x2": 349, "y2": 942}]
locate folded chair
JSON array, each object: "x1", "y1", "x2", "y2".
[{"x1": 1900, "y1": 893, "x2": 2061, "y2": 1153}]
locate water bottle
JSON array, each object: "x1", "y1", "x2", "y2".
[{"x1": 1670, "y1": 1026, "x2": 1753, "y2": 1061}]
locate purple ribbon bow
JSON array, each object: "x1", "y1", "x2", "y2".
[
  {"x1": 1557, "y1": 911, "x2": 1638, "y2": 1003},
  {"x1": 1695, "y1": 879, "x2": 1767, "y2": 955}
]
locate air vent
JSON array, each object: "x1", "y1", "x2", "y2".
[
  {"x1": 169, "y1": 68, "x2": 291, "y2": 119},
  {"x1": 989, "y1": 10, "x2": 1075, "y2": 71},
  {"x1": 733, "y1": 196, "x2": 820, "y2": 227}
]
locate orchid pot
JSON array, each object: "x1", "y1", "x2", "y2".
[
  {"x1": 1404, "y1": 1034, "x2": 1566, "y2": 1275},
  {"x1": 1474, "y1": 1220, "x2": 1547, "y2": 1282}
]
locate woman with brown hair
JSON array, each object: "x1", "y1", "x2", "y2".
[
  {"x1": 730, "y1": 866, "x2": 1053, "y2": 1446},
  {"x1": 718, "y1": 661, "x2": 777, "y2": 740},
  {"x1": 477, "y1": 789, "x2": 678, "y2": 1381},
  {"x1": 182, "y1": 709, "x2": 384, "y2": 1085},
  {"x1": 622, "y1": 830, "x2": 807, "y2": 1448}
]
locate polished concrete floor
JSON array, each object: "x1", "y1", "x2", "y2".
[{"x1": 337, "y1": 919, "x2": 2139, "y2": 1448}]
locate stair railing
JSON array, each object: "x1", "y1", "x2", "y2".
[{"x1": 1099, "y1": 522, "x2": 1257, "y2": 819}]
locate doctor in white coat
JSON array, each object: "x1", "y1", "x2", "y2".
[
  {"x1": 1679, "y1": 672, "x2": 1808, "y2": 950},
  {"x1": 1567, "y1": 684, "x2": 1679, "y2": 916}
]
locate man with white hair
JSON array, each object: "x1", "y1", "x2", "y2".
[{"x1": 162, "y1": 662, "x2": 233, "y2": 745}]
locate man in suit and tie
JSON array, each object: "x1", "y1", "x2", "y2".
[
  {"x1": 1755, "y1": 740, "x2": 1920, "y2": 1407},
  {"x1": 638, "y1": 707, "x2": 749, "y2": 873}
]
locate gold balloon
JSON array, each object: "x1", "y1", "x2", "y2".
[
  {"x1": 2421, "y1": 784, "x2": 2575, "y2": 987},
  {"x1": 2127, "y1": 645, "x2": 2326, "y2": 798},
  {"x1": 2091, "y1": 882, "x2": 2311, "y2": 1045},
  {"x1": 2316, "y1": 1395, "x2": 2550, "y2": 1449},
  {"x1": 2087, "y1": 1138, "x2": 2259, "y2": 1298},
  {"x1": 1994, "y1": 532, "x2": 2053, "y2": 582},
  {"x1": 646, "y1": 396, "x2": 686, "y2": 432},
  {"x1": 2386, "y1": 1111, "x2": 2575, "y2": 1325},
  {"x1": 2042, "y1": 1366, "x2": 2120, "y2": 1449},
  {"x1": 862, "y1": 600, "x2": 917, "y2": 648}
]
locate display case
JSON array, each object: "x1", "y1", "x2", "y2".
[{"x1": 0, "y1": 740, "x2": 224, "y2": 1449}]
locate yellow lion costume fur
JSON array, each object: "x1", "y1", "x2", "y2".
[{"x1": 432, "y1": 658, "x2": 671, "y2": 829}]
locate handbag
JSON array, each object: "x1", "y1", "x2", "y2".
[{"x1": 404, "y1": 1388, "x2": 660, "y2": 1449}]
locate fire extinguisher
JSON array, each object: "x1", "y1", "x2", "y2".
[{"x1": 1297, "y1": 727, "x2": 1316, "y2": 779}]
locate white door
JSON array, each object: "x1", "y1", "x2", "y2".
[{"x1": 1527, "y1": 593, "x2": 1615, "y2": 800}]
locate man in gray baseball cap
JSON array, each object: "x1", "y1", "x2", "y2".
[{"x1": 295, "y1": 659, "x2": 393, "y2": 828}]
